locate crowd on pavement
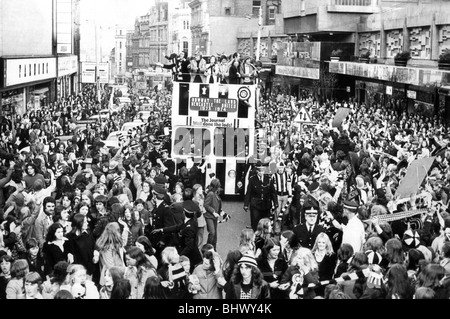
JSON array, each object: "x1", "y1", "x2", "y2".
[{"x1": 0, "y1": 50, "x2": 450, "y2": 300}]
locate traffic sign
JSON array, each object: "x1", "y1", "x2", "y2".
[{"x1": 293, "y1": 104, "x2": 313, "y2": 124}]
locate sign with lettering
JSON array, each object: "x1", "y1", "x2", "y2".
[
  {"x1": 190, "y1": 97, "x2": 238, "y2": 112},
  {"x1": 4, "y1": 57, "x2": 57, "y2": 87},
  {"x1": 58, "y1": 55, "x2": 78, "y2": 77}
]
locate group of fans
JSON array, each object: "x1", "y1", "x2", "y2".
[{"x1": 0, "y1": 49, "x2": 450, "y2": 300}]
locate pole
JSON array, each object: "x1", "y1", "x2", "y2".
[{"x1": 255, "y1": 7, "x2": 263, "y2": 62}]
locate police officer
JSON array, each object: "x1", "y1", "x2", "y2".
[
  {"x1": 148, "y1": 140, "x2": 162, "y2": 167},
  {"x1": 152, "y1": 200, "x2": 202, "y2": 273},
  {"x1": 244, "y1": 161, "x2": 277, "y2": 231},
  {"x1": 149, "y1": 184, "x2": 177, "y2": 259}
]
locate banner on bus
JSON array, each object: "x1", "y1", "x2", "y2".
[{"x1": 171, "y1": 82, "x2": 256, "y2": 129}]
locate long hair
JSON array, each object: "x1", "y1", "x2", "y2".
[
  {"x1": 231, "y1": 263, "x2": 264, "y2": 286},
  {"x1": 311, "y1": 232, "x2": 334, "y2": 256},
  {"x1": 45, "y1": 223, "x2": 64, "y2": 242},
  {"x1": 255, "y1": 218, "x2": 272, "y2": 239},
  {"x1": 126, "y1": 246, "x2": 154, "y2": 283},
  {"x1": 292, "y1": 247, "x2": 319, "y2": 273},
  {"x1": 142, "y1": 276, "x2": 167, "y2": 299},
  {"x1": 136, "y1": 236, "x2": 155, "y2": 257},
  {"x1": 110, "y1": 278, "x2": 131, "y2": 299},
  {"x1": 222, "y1": 250, "x2": 243, "y2": 283},
  {"x1": 384, "y1": 238, "x2": 405, "y2": 265},
  {"x1": 95, "y1": 222, "x2": 123, "y2": 252},
  {"x1": 416, "y1": 263, "x2": 446, "y2": 290},
  {"x1": 70, "y1": 213, "x2": 86, "y2": 234},
  {"x1": 386, "y1": 263, "x2": 414, "y2": 299},
  {"x1": 260, "y1": 236, "x2": 281, "y2": 262}
]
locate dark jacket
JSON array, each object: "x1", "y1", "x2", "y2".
[
  {"x1": 292, "y1": 223, "x2": 326, "y2": 250},
  {"x1": 244, "y1": 174, "x2": 277, "y2": 211},
  {"x1": 66, "y1": 231, "x2": 96, "y2": 275}
]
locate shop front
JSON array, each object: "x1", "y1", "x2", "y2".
[
  {"x1": 0, "y1": 57, "x2": 57, "y2": 113},
  {"x1": 330, "y1": 61, "x2": 448, "y2": 119},
  {"x1": 57, "y1": 55, "x2": 78, "y2": 99}
]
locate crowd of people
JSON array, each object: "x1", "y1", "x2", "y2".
[{"x1": 1, "y1": 49, "x2": 450, "y2": 300}]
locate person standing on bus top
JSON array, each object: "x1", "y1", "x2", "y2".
[
  {"x1": 244, "y1": 161, "x2": 277, "y2": 231},
  {"x1": 217, "y1": 55, "x2": 230, "y2": 84},
  {"x1": 240, "y1": 57, "x2": 258, "y2": 85},
  {"x1": 157, "y1": 51, "x2": 190, "y2": 82},
  {"x1": 190, "y1": 52, "x2": 207, "y2": 83},
  {"x1": 205, "y1": 55, "x2": 218, "y2": 84}
]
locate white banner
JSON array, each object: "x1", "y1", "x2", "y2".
[
  {"x1": 58, "y1": 55, "x2": 78, "y2": 77},
  {"x1": 81, "y1": 62, "x2": 97, "y2": 83}
]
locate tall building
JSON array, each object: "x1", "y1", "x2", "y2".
[
  {"x1": 131, "y1": 0, "x2": 169, "y2": 71},
  {"x1": 0, "y1": 0, "x2": 80, "y2": 118},
  {"x1": 168, "y1": 0, "x2": 192, "y2": 56},
  {"x1": 112, "y1": 25, "x2": 134, "y2": 84}
]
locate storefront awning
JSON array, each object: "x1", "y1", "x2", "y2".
[{"x1": 33, "y1": 88, "x2": 49, "y2": 95}]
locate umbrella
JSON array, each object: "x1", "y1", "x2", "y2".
[{"x1": 402, "y1": 229, "x2": 420, "y2": 248}]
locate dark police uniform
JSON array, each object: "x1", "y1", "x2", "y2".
[{"x1": 244, "y1": 170, "x2": 277, "y2": 231}]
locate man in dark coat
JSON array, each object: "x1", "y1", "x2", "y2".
[
  {"x1": 244, "y1": 161, "x2": 277, "y2": 231},
  {"x1": 152, "y1": 200, "x2": 202, "y2": 272},
  {"x1": 292, "y1": 205, "x2": 325, "y2": 250}
]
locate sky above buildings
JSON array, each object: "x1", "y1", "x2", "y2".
[
  {"x1": 80, "y1": 0, "x2": 153, "y2": 55},
  {"x1": 80, "y1": 0, "x2": 153, "y2": 28}
]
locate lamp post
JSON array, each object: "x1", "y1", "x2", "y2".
[{"x1": 255, "y1": 7, "x2": 263, "y2": 62}]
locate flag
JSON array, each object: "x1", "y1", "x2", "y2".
[
  {"x1": 395, "y1": 157, "x2": 436, "y2": 199},
  {"x1": 332, "y1": 108, "x2": 351, "y2": 127}
]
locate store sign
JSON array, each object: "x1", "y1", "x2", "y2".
[
  {"x1": 81, "y1": 62, "x2": 97, "y2": 83},
  {"x1": 407, "y1": 90, "x2": 417, "y2": 99},
  {"x1": 97, "y1": 62, "x2": 110, "y2": 84},
  {"x1": 386, "y1": 86, "x2": 393, "y2": 95},
  {"x1": 275, "y1": 65, "x2": 320, "y2": 80},
  {"x1": 4, "y1": 58, "x2": 57, "y2": 87},
  {"x1": 58, "y1": 55, "x2": 78, "y2": 77},
  {"x1": 56, "y1": 0, "x2": 73, "y2": 54},
  {"x1": 346, "y1": 86, "x2": 351, "y2": 93}
]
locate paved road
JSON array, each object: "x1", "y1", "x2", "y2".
[{"x1": 199, "y1": 199, "x2": 251, "y2": 260}]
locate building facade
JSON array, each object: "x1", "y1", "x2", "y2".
[
  {"x1": 112, "y1": 25, "x2": 133, "y2": 84},
  {"x1": 327, "y1": 1, "x2": 450, "y2": 123},
  {"x1": 131, "y1": 0, "x2": 168, "y2": 71},
  {"x1": 168, "y1": 0, "x2": 192, "y2": 57},
  {"x1": 0, "y1": 0, "x2": 80, "y2": 118}
]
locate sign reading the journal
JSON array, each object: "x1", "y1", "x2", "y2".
[{"x1": 190, "y1": 97, "x2": 238, "y2": 113}]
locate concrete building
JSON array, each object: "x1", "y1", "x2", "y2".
[
  {"x1": 327, "y1": 1, "x2": 450, "y2": 123},
  {"x1": 168, "y1": 0, "x2": 192, "y2": 56},
  {"x1": 189, "y1": 0, "x2": 280, "y2": 57},
  {"x1": 0, "y1": 0, "x2": 80, "y2": 118}
]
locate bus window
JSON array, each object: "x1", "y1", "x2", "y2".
[
  {"x1": 173, "y1": 127, "x2": 211, "y2": 157},
  {"x1": 214, "y1": 128, "x2": 249, "y2": 158}
]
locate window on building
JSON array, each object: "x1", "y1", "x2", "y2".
[
  {"x1": 120, "y1": 30, "x2": 122, "y2": 35},
  {"x1": 120, "y1": 53, "x2": 122, "y2": 60},
  {"x1": 34, "y1": 64, "x2": 36, "y2": 75},
  {"x1": 120, "y1": 42, "x2": 122, "y2": 49},
  {"x1": 269, "y1": 6, "x2": 276, "y2": 20},
  {"x1": 187, "y1": 21, "x2": 189, "y2": 29},
  {"x1": 183, "y1": 41, "x2": 189, "y2": 54},
  {"x1": 225, "y1": 7, "x2": 231, "y2": 15},
  {"x1": 29, "y1": 64, "x2": 31, "y2": 76},
  {"x1": 19, "y1": 66, "x2": 21, "y2": 78},
  {"x1": 252, "y1": 1, "x2": 261, "y2": 16},
  {"x1": 24, "y1": 65, "x2": 26, "y2": 77},
  {"x1": 301, "y1": 0, "x2": 305, "y2": 11}
]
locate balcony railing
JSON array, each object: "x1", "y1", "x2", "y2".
[{"x1": 328, "y1": 0, "x2": 380, "y2": 13}]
